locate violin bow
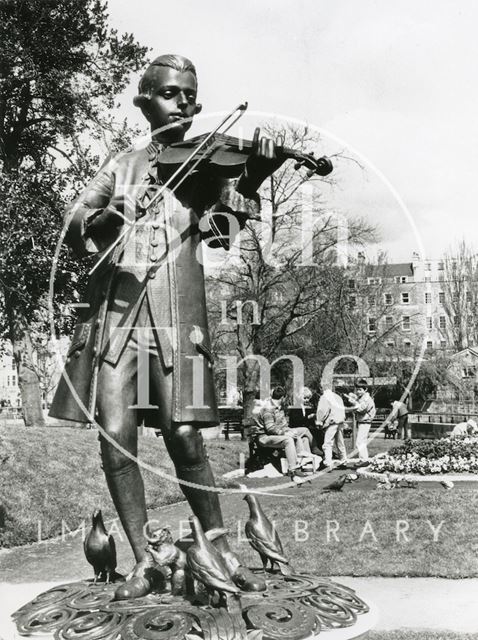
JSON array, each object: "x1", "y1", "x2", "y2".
[{"x1": 88, "y1": 103, "x2": 248, "y2": 276}]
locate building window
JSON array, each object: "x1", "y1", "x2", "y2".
[
  {"x1": 439, "y1": 316, "x2": 446, "y2": 329},
  {"x1": 385, "y1": 316, "x2": 393, "y2": 328},
  {"x1": 384, "y1": 293, "x2": 393, "y2": 305},
  {"x1": 424, "y1": 276, "x2": 431, "y2": 283},
  {"x1": 401, "y1": 292, "x2": 410, "y2": 304},
  {"x1": 368, "y1": 317, "x2": 377, "y2": 333},
  {"x1": 386, "y1": 340, "x2": 395, "y2": 348},
  {"x1": 466, "y1": 291, "x2": 472, "y2": 302},
  {"x1": 440, "y1": 340, "x2": 446, "y2": 348},
  {"x1": 438, "y1": 261, "x2": 444, "y2": 270},
  {"x1": 439, "y1": 292, "x2": 445, "y2": 304},
  {"x1": 7, "y1": 376, "x2": 10, "y2": 386},
  {"x1": 425, "y1": 262, "x2": 432, "y2": 271},
  {"x1": 426, "y1": 341, "x2": 433, "y2": 349},
  {"x1": 463, "y1": 366, "x2": 477, "y2": 379},
  {"x1": 12, "y1": 375, "x2": 16, "y2": 385},
  {"x1": 403, "y1": 340, "x2": 412, "y2": 349},
  {"x1": 426, "y1": 317, "x2": 433, "y2": 330},
  {"x1": 395, "y1": 276, "x2": 408, "y2": 284},
  {"x1": 367, "y1": 277, "x2": 382, "y2": 285},
  {"x1": 402, "y1": 316, "x2": 411, "y2": 331},
  {"x1": 424, "y1": 292, "x2": 432, "y2": 304},
  {"x1": 348, "y1": 279, "x2": 355, "y2": 290},
  {"x1": 348, "y1": 295, "x2": 356, "y2": 308}
]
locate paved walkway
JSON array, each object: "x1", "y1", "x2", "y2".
[{"x1": 2, "y1": 472, "x2": 478, "y2": 637}]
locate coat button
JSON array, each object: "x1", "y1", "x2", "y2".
[
  {"x1": 92, "y1": 347, "x2": 97, "y2": 356},
  {"x1": 95, "y1": 319, "x2": 101, "y2": 329},
  {"x1": 150, "y1": 254, "x2": 158, "y2": 262},
  {"x1": 66, "y1": 357, "x2": 71, "y2": 364},
  {"x1": 74, "y1": 351, "x2": 81, "y2": 359},
  {"x1": 149, "y1": 271, "x2": 156, "y2": 279},
  {"x1": 152, "y1": 222, "x2": 160, "y2": 230},
  {"x1": 151, "y1": 239, "x2": 159, "y2": 247}
]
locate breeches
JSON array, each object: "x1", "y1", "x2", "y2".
[{"x1": 96, "y1": 301, "x2": 206, "y2": 474}]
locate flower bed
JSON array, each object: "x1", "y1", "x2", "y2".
[{"x1": 369, "y1": 436, "x2": 478, "y2": 474}]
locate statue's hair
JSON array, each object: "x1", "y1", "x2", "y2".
[{"x1": 133, "y1": 54, "x2": 197, "y2": 108}]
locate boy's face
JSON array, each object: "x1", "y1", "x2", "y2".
[{"x1": 146, "y1": 67, "x2": 200, "y2": 142}]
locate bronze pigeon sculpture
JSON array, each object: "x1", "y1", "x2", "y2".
[
  {"x1": 244, "y1": 493, "x2": 292, "y2": 575},
  {"x1": 186, "y1": 516, "x2": 241, "y2": 609},
  {"x1": 83, "y1": 509, "x2": 117, "y2": 583}
]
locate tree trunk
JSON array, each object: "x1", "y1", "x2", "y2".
[
  {"x1": 7, "y1": 304, "x2": 46, "y2": 427},
  {"x1": 242, "y1": 359, "x2": 261, "y2": 427}
]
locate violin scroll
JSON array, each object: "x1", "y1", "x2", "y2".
[{"x1": 293, "y1": 153, "x2": 333, "y2": 178}]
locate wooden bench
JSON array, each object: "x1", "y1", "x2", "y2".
[{"x1": 218, "y1": 406, "x2": 245, "y2": 440}]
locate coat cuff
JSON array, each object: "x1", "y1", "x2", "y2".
[
  {"x1": 214, "y1": 179, "x2": 261, "y2": 223},
  {"x1": 65, "y1": 207, "x2": 103, "y2": 258}
]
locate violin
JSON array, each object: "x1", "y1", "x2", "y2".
[
  {"x1": 90, "y1": 103, "x2": 332, "y2": 275},
  {"x1": 158, "y1": 131, "x2": 333, "y2": 179}
]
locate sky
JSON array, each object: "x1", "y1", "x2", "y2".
[{"x1": 106, "y1": 0, "x2": 478, "y2": 262}]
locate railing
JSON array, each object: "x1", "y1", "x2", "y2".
[
  {"x1": 410, "y1": 413, "x2": 477, "y2": 424},
  {"x1": 0, "y1": 408, "x2": 22, "y2": 420}
]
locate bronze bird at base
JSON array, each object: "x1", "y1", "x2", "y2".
[
  {"x1": 186, "y1": 516, "x2": 241, "y2": 611},
  {"x1": 244, "y1": 493, "x2": 292, "y2": 576},
  {"x1": 83, "y1": 509, "x2": 117, "y2": 583}
]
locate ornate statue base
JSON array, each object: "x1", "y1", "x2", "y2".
[{"x1": 12, "y1": 570, "x2": 376, "y2": 640}]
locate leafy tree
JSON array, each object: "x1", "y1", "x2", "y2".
[{"x1": 0, "y1": 0, "x2": 149, "y2": 425}]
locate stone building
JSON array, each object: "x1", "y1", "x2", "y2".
[{"x1": 348, "y1": 251, "x2": 452, "y2": 355}]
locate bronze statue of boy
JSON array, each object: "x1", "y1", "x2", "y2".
[{"x1": 50, "y1": 54, "x2": 283, "y2": 599}]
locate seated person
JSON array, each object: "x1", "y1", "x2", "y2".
[
  {"x1": 288, "y1": 386, "x2": 323, "y2": 456},
  {"x1": 252, "y1": 386, "x2": 319, "y2": 477},
  {"x1": 451, "y1": 418, "x2": 478, "y2": 437}
]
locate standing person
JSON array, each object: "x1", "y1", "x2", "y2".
[
  {"x1": 391, "y1": 397, "x2": 409, "y2": 439},
  {"x1": 49, "y1": 54, "x2": 285, "y2": 598},
  {"x1": 316, "y1": 383, "x2": 348, "y2": 470},
  {"x1": 253, "y1": 386, "x2": 317, "y2": 478},
  {"x1": 345, "y1": 379, "x2": 376, "y2": 465}
]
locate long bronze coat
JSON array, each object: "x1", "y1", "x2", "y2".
[{"x1": 49, "y1": 141, "x2": 260, "y2": 426}]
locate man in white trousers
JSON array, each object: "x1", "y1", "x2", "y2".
[
  {"x1": 316, "y1": 383, "x2": 348, "y2": 469},
  {"x1": 345, "y1": 379, "x2": 376, "y2": 465}
]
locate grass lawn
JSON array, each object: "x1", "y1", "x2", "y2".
[
  {"x1": 3, "y1": 426, "x2": 478, "y2": 580},
  {"x1": 0, "y1": 424, "x2": 245, "y2": 548},
  {"x1": 225, "y1": 483, "x2": 478, "y2": 578}
]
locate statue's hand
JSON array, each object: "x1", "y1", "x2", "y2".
[
  {"x1": 100, "y1": 195, "x2": 131, "y2": 227},
  {"x1": 237, "y1": 127, "x2": 285, "y2": 194},
  {"x1": 85, "y1": 195, "x2": 132, "y2": 241}
]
